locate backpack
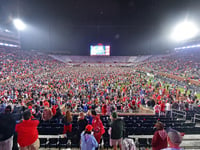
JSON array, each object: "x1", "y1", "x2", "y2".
[{"x1": 122, "y1": 138, "x2": 136, "y2": 150}]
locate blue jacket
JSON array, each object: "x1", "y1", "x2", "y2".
[
  {"x1": 81, "y1": 132, "x2": 98, "y2": 150},
  {"x1": 86, "y1": 115, "x2": 93, "y2": 124}
]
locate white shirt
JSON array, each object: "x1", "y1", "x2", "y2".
[{"x1": 165, "y1": 103, "x2": 171, "y2": 111}]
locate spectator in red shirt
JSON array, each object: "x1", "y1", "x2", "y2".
[
  {"x1": 160, "y1": 101, "x2": 166, "y2": 115},
  {"x1": 15, "y1": 110, "x2": 40, "y2": 150},
  {"x1": 154, "y1": 103, "x2": 161, "y2": 116},
  {"x1": 101, "y1": 102, "x2": 107, "y2": 116},
  {"x1": 52, "y1": 105, "x2": 57, "y2": 116},
  {"x1": 91, "y1": 110, "x2": 105, "y2": 144}
]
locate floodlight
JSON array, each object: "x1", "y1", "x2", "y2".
[
  {"x1": 13, "y1": 19, "x2": 26, "y2": 31},
  {"x1": 171, "y1": 21, "x2": 198, "y2": 42},
  {"x1": 5, "y1": 29, "x2": 10, "y2": 32}
]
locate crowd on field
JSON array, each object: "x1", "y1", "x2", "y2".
[{"x1": 0, "y1": 48, "x2": 198, "y2": 150}]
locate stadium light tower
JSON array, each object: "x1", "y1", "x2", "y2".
[
  {"x1": 171, "y1": 21, "x2": 198, "y2": 42},
  {"x1": 13, "y1": 19, "x2": 26, "y2": 31}
]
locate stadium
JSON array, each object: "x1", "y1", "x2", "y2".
[{"x1": 0, "y1": 0, "x2": 200, "y2": 150}]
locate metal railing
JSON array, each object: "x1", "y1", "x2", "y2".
[
  {"x1": 172, "y1": 109, "x2": 186, "y2": 120},
  {"x1": 194, "y1": 113, "x2": 200, "y2": 123}
]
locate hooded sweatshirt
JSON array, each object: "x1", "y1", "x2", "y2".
[
  {"x1": 81, "y1": 132, "x2": 98, "y2": 150},
  {"x1": 152, "y1": 129, "x2": 168, "y2": 150}
]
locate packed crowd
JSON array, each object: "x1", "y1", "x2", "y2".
[
  {"x1": 139, "y1": 49, "x2": 200, "y2": 80},
  {"x1": 0, "y1": 48, "x2": 199, "y2": 150}
]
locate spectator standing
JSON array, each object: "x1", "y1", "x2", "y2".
[
  {"x1": 152, "y1": 122, "x2": 168, "y2": 150},
  {"x1": 101, "y1": 102, "x2": 107, "y2": 115},
  {"x1": 86, "y1": 110, "x2": 93, "y2": 124},
  {"x1": 91, "y1": 110, "x2": 105, "y2": 145},
  {"x1": 179, "y1": 101, "x2": 185, "y2": 111},
  {"x1": 161, "y1": 128, "x2": 184, "y2": 150},
  {"x1": 0, "y1": 101, "x2": 6, "y2": 113},
  {"x1": 154, "y1": 103, "x2": 161, "y2": 116},
  {"x1": 81, "y1": 125, "x2": 98, "y2": 150},
  {"x1": 166, "y1": 101, "x2": 172, "y2": 117},
  {"x1": 63, "y1": 110, "x2": 73, "y2": 134},
  {"x1": 0, "y1": 106, "x2": 16, "y2": 150},
  {"x1": 42, "y1": 102, "x2": 53, "y2": 121},
  {"x1": 77, "y1": 112, "x2": 88, "y2": 144},
  {"x1": 160, "y1": 101, "x2": 166, "y2": 115},
  {"x1": 15, "y1": 110, "x2": 40, "y2": 150},
  {"x1": 172, "y1": 102, "x2": 179, "y2": 110},
  {"x1": 110, "y1": 112, "x2": 124, "y2": 150}
]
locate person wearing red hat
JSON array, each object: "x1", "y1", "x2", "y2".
[
  {"x1": 81, "y1": 125, "x2": 98, "y2": 150},
  {"x1": 43, "y1": 101, "x2": 49, "y2": 108}
]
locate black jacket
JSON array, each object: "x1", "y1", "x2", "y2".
[
  {"x1": 111, "y1": 118, "x2": 124, "y2": 139},
  {"x1": 0, "y1": 113, "x2": 16, "y2": 141},
  {"x1": 78, "y1": 118, "x2": 88, "y2": 134}
]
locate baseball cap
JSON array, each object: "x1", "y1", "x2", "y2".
[
  {"x1": 44, "y1": 101, "x2": 49, "y2": 107},
  {"x1": 85, "y1": 125, "x2": 93, "y2": 132}
]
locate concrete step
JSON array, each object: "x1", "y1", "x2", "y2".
[
  {"x1": 195, "y1": 123, "x2": 200, "y2": 127},
  {"x1": 181, "y1": 140, "x2": 200, "y2": 149},
  {"x1": 185, "y1": 120, "x2": 192, "y2": 123}
]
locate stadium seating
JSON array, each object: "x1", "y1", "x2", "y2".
[{"x1": 36, "y1": 114, "x2": 200, "y2": 149}]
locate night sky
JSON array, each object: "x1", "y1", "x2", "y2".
[{"x1": 0, "y1": 0, "x2": 200, "y2": 55}]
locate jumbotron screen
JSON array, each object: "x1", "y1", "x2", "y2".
[{"x1": 90, "y1": 45, "x2": 110, "y2": 56}]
